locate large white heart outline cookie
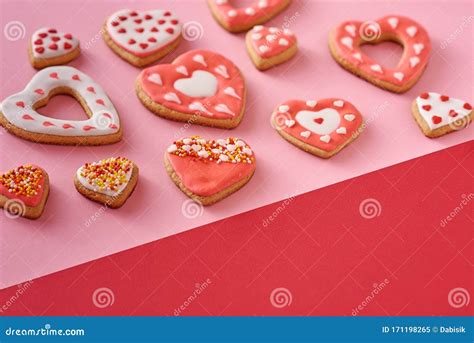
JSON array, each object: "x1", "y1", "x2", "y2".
[{"x1": 0, "y1": 66, "x2": 121, "y2": 145}]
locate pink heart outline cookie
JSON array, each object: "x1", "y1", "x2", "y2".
[
  {"x1": 329, "y1": 15, "x2": 431, "y2": 93},
  {"x1": 207, "y1": 0, "x2": 291, "y2": 33},
  {"x1": 0, "y1": 66, "x2": 122, "y2": 145},
  {"x1": 271, "y1": 98, "x2": 363, "y2": 158},
  {"x1": 412, "y1": 92, "x2": 473, "y2": 138},
  {"x1": 103, "y1": 9, "x2": 182, "y2": 67},
  {"x1": 136, "y1": 49, "x2": 246, "y2": 129}
]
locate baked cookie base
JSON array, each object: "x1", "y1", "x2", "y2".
[
  {"x1": 28, "y1": 45, "x2": 81, "y2": 69},
  {"x1": 246, "y1": 34, "x2": 298, "y2": 70}
]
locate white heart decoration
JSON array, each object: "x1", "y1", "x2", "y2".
[
  {"x1": 295, "y1": 109, "x2": 341, "y2": 135},
  {"x1": 174, "y1": 71, "x2": 218, "y2": 97}
]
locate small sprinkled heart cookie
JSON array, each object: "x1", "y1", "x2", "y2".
[
  {"x1": 246, "y1": 25, "x2": 297, "y2": 70},
  {"x1": 136, "y1": 50, "x2": 246, "y2": 129},
  {"x1": 271, "y1": 99, "x2": 363, "y2": 158},
  {"x1": 329, "y1": 15, "x2": 431, "y2": 93},
  {"x1": 103, "y1": 9, "x2": 182, "y2": 67},
  {"x1": 412, "y1": 92, "x2": 473, "y2": 138},
  {"x1": 74, "y1": 157, "x2": 139, "y2": 208},
  {"x1": 0, "y1": 66, "x2": 122, "y2": 145},
  {"x1": 165, "y1": 136, "x2": 256, "y2": 205},
  {"x1": 0, "y1": 165, "x2": 49, "y2": 220},
  {"x1": 207, "y1": 0, "x2": 291, "y2": 33},
  {"x1": 29, "y1": 27, "x2": 80, "y2": 69}
]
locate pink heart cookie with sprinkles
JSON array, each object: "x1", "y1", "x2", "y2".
[
  {"x1": 329, "y1": 15, "x2": 431, "y2": 93},
  {"x1": 0, "y1": 164, "x2": 50, "y2": 220},
  {"x1": 165, "y1": 136, "x2": 256, "y2": 205},
  {"x1": 412, "y1": 92, "x2": 473, "y2": 138},
  {"x1": 29, "y1": 27, "x2": 80, "y2": 69},
  {"x1": 207, "y1": 0, "x2": 291, "y2": 33},
  {"x1": 271, "y1": 98, "x2": 363, "y2": 158},
  {"x1": 246, "y1": 25, "x2": 298, "y2": 70},
  {"x1": 74, "y1": 157, "x2": 139, "y2": 209},
  {"x1": 103, "y1": 9, "x2": 182, "y2": 67},
  {"x1": 136, "y1": 49, "x2": 246, "y2": 129},
  {"x1": 0, "y1": 66, "x2": 122, "y2": 145}
]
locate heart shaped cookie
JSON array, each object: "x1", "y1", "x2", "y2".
[
  {"x1": 29, "y1": 27, "x2": 80, "y2": 69},
  {"x1": 0, "y1": 66, "x2": 122, "y2": 145},
  {"x1": 246, "y1": 25, "x2": 297, "y2": 70},
  {"x1": 164, "y1": 136, "x2": 256, "y2": 205},
  {"x1": 207, "y1": 0, "x2": 291, "y2": 33},
  {"x1": 271, "y1": 99, "x2": 363, "y2": 158},
  {"x1": 0, "y1": 164, "x2": 49, "y2": 220},
  {"x1": 412, "y1": 92, "x2": 473, "y2": 138},
  {"x1": 136, "y1": 50, "x2": 246, "y2": 129},
  {"x1": 103, "y1": 9, "x2": 182, "y2": 67},
  {"x1": 74, "y1": 157, "x2": 139, "y2": 208},
  {"x1": 329, "y1": 15, "x2": 431, "y2": 93}
]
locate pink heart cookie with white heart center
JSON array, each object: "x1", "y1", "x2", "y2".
[
  {"x1": 207, "y1": 0, "x2": 291, "y2": 33},
  {"x1": 136, "y1": 49, "x2": 246, "y2": 129},
  {"x1": 271, "y1": 99, "x2": 363, "y2": 158},
  {"x1": 103, "y1": 9, "x2": 182, "y2": 67},
  {"x1": 412, "y1": 92, "x2": 473, "y2": 138},
  {"x1": 29, "y1": 27, "x2": 80, "y2": 69},
  {"x1": 329, "y1": 15, "x2": 431, "y2": 93}
]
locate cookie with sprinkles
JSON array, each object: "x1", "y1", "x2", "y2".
[
  {"x1": 74, "y1": 157, "x2": 139, "y2": 208},
  {"x1": 0, "y1": 164, "x2": 50, "y2": 220},
  {"x1": 164, "y1": 136, "x2": 256, "y2": 205}
]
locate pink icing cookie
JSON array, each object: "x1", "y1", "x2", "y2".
[
  {"x1": 207, "y1": 0, "x2": 291, "y2": 33},
  {"x1": 271, "y1": 98, "x2": 363, "y2": 158},
  {"x1": 0, "y1": 66, "x2": 122, "y2": 145},
  {"x1": 329, "y1": 15, "x2": 431, "y2": 93},
  {"x1": 103, "y1": 9, "x2": 182, "y2": 67},
  {"x1": 136, "y1": 49, "x2": 246, "y2": 129},
  {"x1": 246, "y1": 25, "x2": 298, "y2": 70}
]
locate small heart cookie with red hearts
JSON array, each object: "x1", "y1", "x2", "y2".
[
  {"x1": 74, "y1": 157, "x2": 139, "y2": 209},
  {"x1": 271, "y1": 99, "x2": 363, "y2": 158},
  {"x1": 29, "y1": 27, "x2": 80, "y2": 69},
  {"x1": 136, "y1": 50, "x2": 246, "y2": 129},
  {"x1": 0, "y1": 66, "x2": 122, "y2": 145},
  {"x1": 329, "y1": 15, "x2": 431, "y2": 93},
  {"x1": 103, "y1": 9, "x2": 182, "y2": 67},
  {"x1": 165, "y1": 136, "x2": 256, "y2": 205},
  {"x1": 246, "y1": 25, "x2": 297, "y2": 70},
  {"x1": 412, "y1": 92, "x2": 473, "y2": 138},
  {"x1": 207, "y1": 0, "x2": 291, "y2": 33},
  {"x1": 0, "y1": 164, "x2": 49, "y2": 220}
]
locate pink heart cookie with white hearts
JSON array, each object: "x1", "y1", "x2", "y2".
[
  {"x1": 412, "y1": 92, "x2": 473, "y2": 138},
  {"x1": 246, "y1": 25, "x2": 298, "y2": 70},
  {"x1": 0, "y1": 66, "x2": 122, "y2": 145},
  {"x1": 271, "y1": 99, "x2": 363, "y2": 158},
  {"x1": 103, "y1": 9, "x2": 182, "y2": 67},
  {"x1": 207, "y1": 0, "x2": 291, "y2": 33},
  {"x1": 29, "y1": 27, "x2": 80, "y2": 69},
  {"x1": 329, "y1": 15, "x2": 431, "y2": 93},
  {"x1": 136, "y1": 49, "x2": 246, "y2": 129}
]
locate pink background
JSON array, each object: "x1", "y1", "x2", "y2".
[{"x1": 1, "y1": 0, "x2": 472, "y2": 289}]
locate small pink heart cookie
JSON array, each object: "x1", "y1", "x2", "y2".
[
  {"x1": 136, "y1": 50, "x2": 246, "y2": 129},
  {"x1": 103, "y1": 9, "x2": 182, "y2": 67},
  {"x1": 207, "y1": 0, "x2": 291, "y2": 33},
  {"x1": 329, "y1": 15, "x2": 431, "y2": 93},
  {"x1": 29, "y1": 27, "x2": 80, "y2": 69},
  {"x1": 271, "y1": 99, "x2": 363, "y2": 158},
  {"x1": 246, "y1": 25, "x2": 297, "y2": 70},
  {"x1": 412, "y1": 92, "x2": 473, "y2": 138}
]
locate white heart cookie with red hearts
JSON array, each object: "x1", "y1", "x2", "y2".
[
  {"x1": 29, "y1": 27, "x2": 80, "y2": 69},
  {"x1": 136, "y1": 49, "x2": 246, "y2": 129},
  {"x1": 271, "y1": 98, "x2": 363, "y2": 158},
  {"x1": 329, "y1": 15, "x2": 431, "y2": 93},
  {"x1": 246, "y1": 25, "x2": 298, "y2": 70},
  {"x1": 207, "y1": 0, "x2": 291, "y2": 33},
  {"x1": 412, "y1": 92, "x2": 473, "y2": 138},
  {"x1": 0, "y1": 66, "x2": 122, "y2": 145},
  {"x1": 103, "y1": 9, "x2": 182, "y2": 67}
]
